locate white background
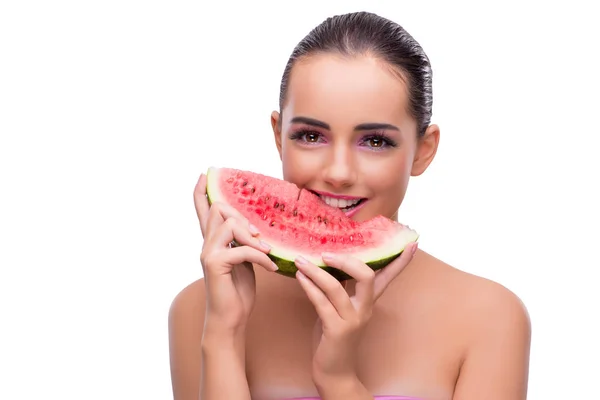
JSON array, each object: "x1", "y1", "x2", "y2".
[{"x1": 1, "y1": 1, "x2": 599, "y2": 399}]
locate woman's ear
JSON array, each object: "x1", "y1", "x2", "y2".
[
  {"x1": 271, "y1": 111, "x2": 283, "y2": 160},
  {"x1": 411, "y1": 124, "x2": 440, "y2": 176}
]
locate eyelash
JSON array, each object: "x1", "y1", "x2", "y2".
[{"x1": 288, "y1": 129, "x2": 398, "y2": 150}]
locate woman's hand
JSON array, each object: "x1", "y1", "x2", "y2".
[
  {"x1": 194, "y1": 173, "x2": 278, "y2": 335},
  {"x1": 293, "y1": 243, "x2": 418, "y2": 394}
]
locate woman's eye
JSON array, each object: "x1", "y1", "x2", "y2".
[
  {"x1": 303, "y1": 132, "x2": 317, "y2": 142},
  {"x1": 360, "y1": 134, "x2": 397, "y2": 151},
  {"x1": 367, "y1": 137, "x2": 383, "y2": 147},
  {"x1": 293, "y1": 131, "x2": 323, "y2": 143}
]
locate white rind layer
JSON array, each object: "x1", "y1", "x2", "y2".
[{"x1": 265, "y1": 226, "x2": 419, "y2": 266}]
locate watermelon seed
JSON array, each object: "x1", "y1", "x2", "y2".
[
  {"x1": 270, "y1": 221, "x2": 276, "y2": 227},
  {"x1": 293, "y1": 209, "x2": 298, "y2": 216},
  {"x1": 274, "y1": 202, "x2": 279, "y2": 208},
  {"x1": 265, "y1": 195, "x2": 270, "y2": 201},
  {"x1": 317, "y1": 216, "x2": 322, "y2": 223},
  {"x1": 323, "y1": 218, "x2": 328, "y2": 225},
  {"x1": 280, "y1": 204, "x2": 285, "y2": 211},
  {"x1": 242, "y1": 181, "x2": 248, "y2": 186},
  {"x1": 251, "y1": 187, "x2": 256, "y2": 193}
]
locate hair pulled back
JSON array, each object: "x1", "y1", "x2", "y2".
[{"x1": 279, "y1": 11, "x2": 433, "y2": 137}]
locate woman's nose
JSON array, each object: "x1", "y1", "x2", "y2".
[{"x1": 321, "y1": 145, "x2": 358, "y2": 189}]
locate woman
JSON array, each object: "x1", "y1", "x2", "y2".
[{"x1": 169, "y1": 11, "x2": 531, "y2": 400}]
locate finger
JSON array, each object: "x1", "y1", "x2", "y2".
[
  {"x1": 295, "y1": 270, "x2": 341, "y2": 322},
  {"x1": 223, "y1": 246, "x2": 278, "y2": 272},
  {"x1": 209, "y1": 216, "x2": 271, "y2": 254},
  {"x1": 373, "y1": 242, "x2": 418, "y2": 299},
  {"x1": 321, "y1": 252, "x2": 375, "y2": 309},
  {"x1": 209, "y1": 200, "x2": 252, "y2": 223},
  {"x1": 295, "y1": 256, "x2": 355, "y2": 320},
  {"x1": 206, "y1": 202, "x2": 260, "y2": 241},
  {"x1": 193, "y1": 174, "x2": 210, "y2": 236},
  {"x1": 205, "y1": 202, "x2": 226, "y2": 241}
]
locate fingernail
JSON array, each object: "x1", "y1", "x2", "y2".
[
  {"x1": 259, "y1": 241, "x2": 271, "y2": 251},
  {"x1": 321, "y1": 252, "x2": 334, "y2": 262},
  {"x1": 249, "y1": 224, "x2": 260, "y2": 235},
  {"x1": 411, "y1": 243, "x2": 418, "y2": 256},
  {"x1": 295, "y1": 256, "x2": 308, "y2": 266},
  {"x1": 271, "y1": 261, "x2": 279, "y2": 271}
]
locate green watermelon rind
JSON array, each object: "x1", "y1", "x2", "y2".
[
  {"x1": 205, "y1": 167, "x2": 420, "y2": 281},
  {"x1": 264, "y1": 227, "x2": 419, "y2": 280},
  {"x1": 268, "y1": 244, "x2": 417, "y2": 281}
]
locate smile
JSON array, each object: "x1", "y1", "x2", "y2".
[{"x1": 309, "y1": 190, "x2": 367, "y2": 214}]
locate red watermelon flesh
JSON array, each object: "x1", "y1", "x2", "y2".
[{"x1": 206, "y1": 167, "x2": 419, "y2": 279}]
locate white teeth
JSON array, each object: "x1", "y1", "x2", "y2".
[{"x1": 319, "y1": 195, "x2": 361, "y2": 209}]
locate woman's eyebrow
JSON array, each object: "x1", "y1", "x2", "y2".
[
  {"x1": 290, "y1": 117, "x2": 400, "y2": 132},
  {"x1": 354, "y1": 122, "x2": 400, "y2": 131},
  {"x1": 290, "y1": 116, "x2": 330, "y2": 129}
]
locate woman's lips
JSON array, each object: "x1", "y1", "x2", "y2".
[
  {"x1": 308, "y1": 189, "x2": 368, "y2": 218},
  {"x1": 343, "y1": 199, "x2": 368, "y2": 218}
]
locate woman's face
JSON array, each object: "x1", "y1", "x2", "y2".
[{"x1": 271, "y1": 54, "x2": 439, "y2": 222}]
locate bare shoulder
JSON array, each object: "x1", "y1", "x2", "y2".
[
  {"x1": 417, "y1": 251, "x2": 532, "y2": 399},
  {"x1": 169, "y1": 278, "x2": 206, "y2": 322},
  {"x1": 168, "y1": 278, "x2": 206, "y2": 400},
  {"x1": 438, "y1": 254, "x2": 529, "y2": 333},
  {"x1": 413, "y1": 251, "x2": 529, "y2": 324}
]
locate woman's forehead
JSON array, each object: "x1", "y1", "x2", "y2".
[{"x1": 284, "y1": 54, "x2": 413, "y2": 127}]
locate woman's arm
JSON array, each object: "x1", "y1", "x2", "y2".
[
  {"x1": 200, "y1": 329, "x2": 251, "y2": 400},
  {"x1": 169, "y1": 174, "x2": 276, "y2": 399},
  {"x1": 168, "y1": 279, "x2": 252, "y2": 400}
]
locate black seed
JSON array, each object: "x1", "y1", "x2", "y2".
[
  {"x1": 270, "y1": 221, "x2": 276, "y2": 227},
  {"x1": 293, "y1": 209, "x2": 298, "y2": 216},
  {"x1": 242, "y1": 181, "x2": 248, "y2": 186},
  {"x1": 280, "y1": 204, "x2": 285, "y2": 211},
  {"x1": 274, "y1": 202, "x2": 279, "y2": 208},
  {"x1": 250, "y1": 187, "x2": 255, "y2": 193}
]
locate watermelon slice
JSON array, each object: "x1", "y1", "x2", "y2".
[{"x1": 206, "y1": 167, "x2": 419, "y2": 280}]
